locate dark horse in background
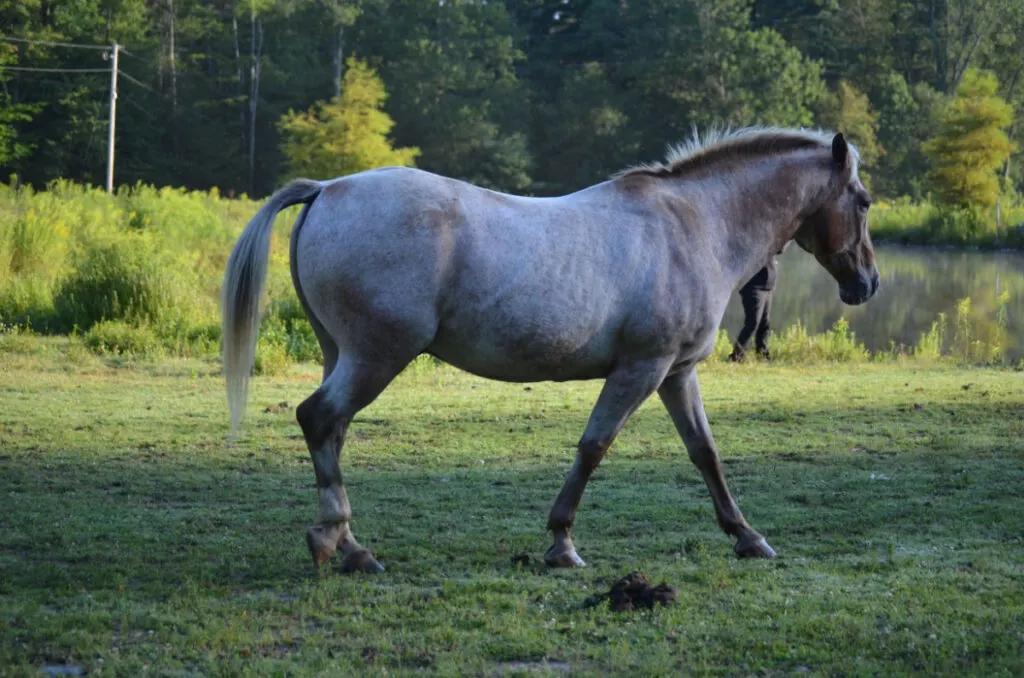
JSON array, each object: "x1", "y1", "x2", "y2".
[{"x1": 222, "y1": 127, "x2": 878, "y2": 573}]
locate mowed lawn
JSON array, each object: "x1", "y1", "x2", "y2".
[{"x1": 1, "y1": 340, "x2": 1022, "y2": 676}]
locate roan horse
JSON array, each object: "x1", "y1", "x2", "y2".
[{"x1": 222, "y1": 127, "x2": 879, "y2": 573}]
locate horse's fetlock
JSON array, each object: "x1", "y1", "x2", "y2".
[
  {"x1": 547, "y1": 510, "x2": 574, "y2": 532},
  {"x1": 317, "y1": 487, "x2": 350, "y2": 524}
]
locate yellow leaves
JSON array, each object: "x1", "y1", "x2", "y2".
[
  {"x1": 278, "y1": 58, "x2": 420, "y2": 180},
  {"x1": 923, "y1": 68, "x2": 1017, "y2": 210}
]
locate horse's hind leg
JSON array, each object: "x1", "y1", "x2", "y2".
[
  {"x1": 297, "y1": 355, "x2": 408, "y2": 573},
  {"x1": 658, "y1": 367, "x2": 776, "y2": 558}
]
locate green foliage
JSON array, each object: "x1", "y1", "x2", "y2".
[
  {"x1": 819, "y1": 81, "x2": 883, "y2": 180},
  {"x1": 0, "y1": 181, "x2": 311, "y2": 358},
  {"x1": 923, "y1": 69, "x2": 1017, "y2": 209},
  {"x1": 358, "y1": 0, "x2": 531, "y2": 192},
  {"x1": 52, "y1": 236, "x2": 201, "y2": 332},
  {"x1": 3, "y1": 0, "x2": 1024, "y2": 204},
  {"x1": 278, "y1": 58, "x2": 419, "y2": 180},
  {"x1": 84, "y1": 320, "x2": 163, "y2": 358},
  {"x1": 253, "y1": 336, "x2": 290, "y2": 376},
  {"x1": 0, "y1": 96, "x2": 36, "y2": 167},
  {"x1": 710, "y1": 329, "x2": 733, "y2": 362},
  {"x1": 872, "y1": 76, "x2": 944, "y2": 200},
  {"x1": 260, "y1": 295, "x2": 321, "y2": 364},
  {"x1": 765, "y1": 317, "x2": 871, "y2": 364},
  {"x1": 0, "y1": 322, "x2": 37, "y2": 355},
  {"x1": 914, "y1": 314, "x2": 947, "y2": 361},
  {"x1": 871, "y1": 196, "x2": 1024, "y2": 248}
]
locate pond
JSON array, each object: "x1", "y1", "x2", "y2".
[{"x1": 722, "y1": 245, "x2": 1024, "y2": 362}]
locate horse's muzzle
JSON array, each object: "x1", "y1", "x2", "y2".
[{"x1": 839, "y1": 269, "x2": 880, "y2": 306}]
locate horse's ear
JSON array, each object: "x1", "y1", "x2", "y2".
[{"x1": 831, "y1": 133, "x2": 849, "y2": 168}]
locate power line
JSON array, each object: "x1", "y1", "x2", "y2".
[
  {"x1": 117, "y1": 68, "x2": 155, "y2": 92},
  {"x1": 0, "y1": 34, "x2": 110, "y2": 50},
  {"x1": 0, "y1": 66, "x2": 109, "y2": 73}
]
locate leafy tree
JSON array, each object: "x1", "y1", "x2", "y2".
[
  {"x1": 0, "y1": 46, "x2": 36, "y2": 166},
  {"x1": 869, "y1": 72, "x2": 941, "y2": 199},
  {"x1": 923, "y1": 68, "x2": 1016, "y2": 209},
  {"x1": 0, "y1": 94, "x2": 35, "y2": 167},
  {"x1": 612, "y1": 0, "x2": 826, "y2": 151},
  {"x1": 976, "y1": 0, "x2": 1024, "y2": 194},
  {"x1": 818, "y1": 81, "x2": 883, "y2": 186},
  {"x1": 277, "y1": 57, "x2": 418, "y2": 179},
  {"x1": 356, "y1": 0, "x2": 532, "y2": 192}
]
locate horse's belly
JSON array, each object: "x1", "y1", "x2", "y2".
[{"x1": 426, "y1": 323, "x2": 615, "y2": 382}]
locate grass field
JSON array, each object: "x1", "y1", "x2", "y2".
[{"x1": 1, "y1": 339, "x2": 1022, "y2": 676}]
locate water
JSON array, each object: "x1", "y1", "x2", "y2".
[{"x1": 722, "y1": 245, "x2": 1024, "y2": 361}]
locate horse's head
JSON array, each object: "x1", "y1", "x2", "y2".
[{"x1": 794, "y1": 133, "x2": 879, "y2": 306}]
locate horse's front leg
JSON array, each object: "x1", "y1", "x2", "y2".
[
  {"x1": 546, "y1": 358, "x2": 672, "y2": 567},
  {"x1": 658, "y1": 367, "x2": 776, "y2": 558}
]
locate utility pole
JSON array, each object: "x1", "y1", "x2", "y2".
[{"x1": 106, "y1": 42, "x2": 119, "y2": 193}]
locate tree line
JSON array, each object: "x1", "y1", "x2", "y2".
[{"x1": 1, "y1": 0, "x2": 1021, "y2": 206}]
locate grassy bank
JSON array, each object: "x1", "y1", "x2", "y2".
[
  {"x1": 872, "y1": 198, "x2": 1024, "y2": 249},
  {"x1": 1, "y1": 341, "x2": 1022, "y2": 675}
]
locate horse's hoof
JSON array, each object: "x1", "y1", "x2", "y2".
[
  {"x1": 340, "y1": 549, "x2": 385, "y2": 574},
  {"x1": 734, "y1": 534, "x2": 777, "y2": 559},
  {"x1": 306, "y1": 527, "x2": 337, "y2": 566},
  {"x1": 544, "y1": 545, "x2": 587, "y2": 568}
]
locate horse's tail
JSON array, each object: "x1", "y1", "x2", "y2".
[{"x1": 222, "y1": 178, "x2": 323, "y2": 434}]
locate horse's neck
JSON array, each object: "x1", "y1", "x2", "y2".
[{"x1": 684, "y1": 156, "x2": 827, "y2": 289}]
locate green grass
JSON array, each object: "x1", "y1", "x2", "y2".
[
  {"x1": 871, "y1": 197, "x2": 1024, "y2": 249},
  {"x1": 1, "y1": 341, "x2": 1023, "y2": 676}
]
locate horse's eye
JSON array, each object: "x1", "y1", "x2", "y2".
[{"x1": 857, "y1": 195, "x2": 872, "y2": 211}]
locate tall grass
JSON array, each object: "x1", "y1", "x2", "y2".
[
  {"x1": 872, "y1": 196, "x2": 1024, "y2": 248},
  {"x1": 0, "y1": 181, "x2": 1016, "y2": 367},
  {"x1": 0, "y1": 179, "x2": 302, "y2": 358}
]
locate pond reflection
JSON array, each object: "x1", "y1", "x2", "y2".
[{"x1": 723, "y1": 246, "x2": 1024, "y2": 361}]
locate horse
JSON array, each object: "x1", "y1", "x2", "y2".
[{"x1": 222, "y1": 127, "x2": 878, "y2": 574}]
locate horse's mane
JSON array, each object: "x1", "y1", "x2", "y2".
[{"x1": 615, "y1": 126, "x2": 855, "y2": 179}]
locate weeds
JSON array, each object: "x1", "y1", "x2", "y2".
[{"x1": 871, "y1": 196, "x2": 1024, "y2": 248}]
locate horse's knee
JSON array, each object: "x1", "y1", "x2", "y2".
[{"x1": 577, "y1": 437, "x2": 611, "y2": 474}]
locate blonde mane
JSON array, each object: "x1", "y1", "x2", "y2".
[{"x1": 615, "y1": 126, "x2": 857, "y2": 179}]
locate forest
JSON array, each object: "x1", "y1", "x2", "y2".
[{"x1": 1, "y1": 0, "x2": 1022, "y2": 211}]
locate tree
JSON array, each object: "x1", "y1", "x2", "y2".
[
  {"x1": 277, "y1": 57, "x2": 418, "y2": 179},
  {"x1": 818, "y1": 81, "x2": 883, "y2": 187},
  {"x1": 922, "y1": 68, "x2": 1016, "y2": 209},
  {"x1": 0, "y1": 95, "x2": 35, "y2": 168},
  {"x1": 356, "y1": 0, "x2": 532, "y2": 192},
  {"x1": 870, "y1": 72, "x2": 942, "y2": 199},
  {"x1": 0, "y1": 46, "x2": 36, "y2": 167},
  {"x1": 611, "y1": 0, "x2": 826, "y2": 151}
]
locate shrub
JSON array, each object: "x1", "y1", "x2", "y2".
[
  {"x1": 706, "y1": 329, "x2": 733, "y2": 363},
  {"x1": 261, "y1": 294, "x2": 321, "y2": 364},
  {"x1": 769, "y1": 318, "x2": 869, "y2": 363},
  {"x1": 84, "y1": 321, "x2": 164, "y2": 358},
  {"x1": 914, "y1": 314, "x2": 946, "y2": 361},
  {"x1": 0, "y1": 323, "x2": 37, "y2": 354},
  {"x1": 52, "y1": 236, "x2": 202, "y2": 333},
  {"x1": 253, "y1": 337, "x2": 291, "y2": 376}
]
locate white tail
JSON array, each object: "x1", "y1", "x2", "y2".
[{"x1": 221, "y1": 179, "x2": 323, "y2": 434}]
